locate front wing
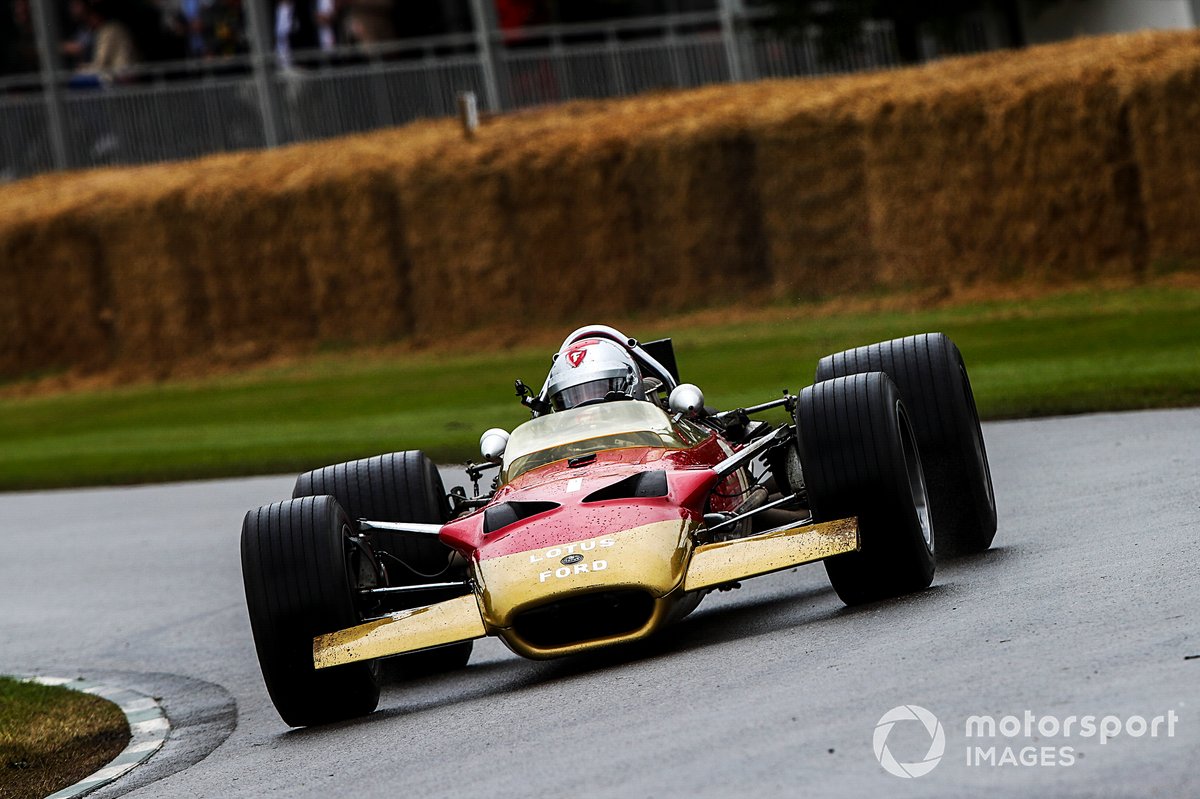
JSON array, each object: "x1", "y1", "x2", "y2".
[{"x1": 313, "y1": 516, "x2": 858, "y2": 668}]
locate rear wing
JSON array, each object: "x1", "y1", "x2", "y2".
[{"x1": 641, "y1": 338, "x2": 681, "y2": 384}]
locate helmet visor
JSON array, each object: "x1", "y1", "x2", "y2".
[{"x1": 551, "y1": 377, "x2": 631, "y2": 411}]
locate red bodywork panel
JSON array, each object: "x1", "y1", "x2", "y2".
[{"x1": 439, "y1": 430, "x2": 749, "y2": 561}]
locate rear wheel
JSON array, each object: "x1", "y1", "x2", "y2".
[
  {"x1": 796, "y1": 373, "x2": 935, "y2": 605},
  {"x1": 815, "y1": 333, "x2": 995, "y2": 556},
  {"x1": 294, "y1": 451, "x2": 472, "y2": 673},
  {"x1": 241, "y1": 495, "x2": 380, "y2": 727}
]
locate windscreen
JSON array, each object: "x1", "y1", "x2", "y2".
[{"x1": 503, "y1": 402, "x2": 690, "y2": 482}]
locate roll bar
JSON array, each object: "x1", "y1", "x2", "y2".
[{"x1": 536, "y1": 324, "x2": 680, "y2": 403}]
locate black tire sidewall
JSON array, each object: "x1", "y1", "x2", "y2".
[
  {"x1": 816, "y1": 333, "x2": 996, "y2": 556},
  {"x1": 796, "y1": 373, "x2": 936, "y2": 605},
  {"x1": 293, "y1": 451, "x2": 451, "y2": 575},
  {"x1": 241, "y1": 495, "x2": 380, "y2": 726}
]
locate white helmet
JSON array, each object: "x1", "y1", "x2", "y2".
[{"x1": 546, "y1": 338, "x2": 645, "y2": 411}]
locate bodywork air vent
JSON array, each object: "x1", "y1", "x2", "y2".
[
  {"x1": 512, "y1": 590, "x2": 656, "y2": 650},
  {"x1": 583, "y1": 471, "x2": 668, "y2": 503},
  {"x1": 483, "y1": 501, "x2": 559, "y2": 534}
]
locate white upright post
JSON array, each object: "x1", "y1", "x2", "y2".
[
  {"x1": 28, "y1": 0, "x2": 69, "y2": 170},
  {"x1": 718, "y1": 0, "x2": 746, "y2": 83},
  {"x1": 468, "y1": 0, "x2": 504, "y2": 112},
  {"x1": 243, "y1": 0, "x2": 282, "y2": 147}
]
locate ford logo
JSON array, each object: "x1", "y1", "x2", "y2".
[{"x1": 560, "y1": 554, "x2": 584, "y2": 565}]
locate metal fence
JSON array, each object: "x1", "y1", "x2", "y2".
[{"x1": 0, "y1": 9, "x2": 997, "y2": 182}]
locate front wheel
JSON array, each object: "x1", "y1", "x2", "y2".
[
  {"x1": 796, "y1": 373, "x2": 935, "y2": 605},
  {"x1": 293, "y1": 451, "x2": 472, "y2": 675},
  {"x1": 241, "y1": 495, "x2": 380, "y2": 727}
]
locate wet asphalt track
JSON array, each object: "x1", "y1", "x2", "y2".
[{"x1": 1, "y1": 409, "x2": 1197, "y2": 798}]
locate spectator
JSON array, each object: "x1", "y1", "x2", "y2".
[
  {"x1": 2, "y1": 0, "x2": 38, "y2": 77},
  {"x1": 274, "y1": 0, "x2": 294, "y2": 65},
  {"x1": 77, "y1": 0, "x2": 140, "y2": 82},
  {"x1": 315, "y1": 0, "x2": 337, "y2": 51},
  {"x1": 277, "y1": 0, "x2": 320, "y2": 63},
  {"x1": 204, "y1": 0, "x2": 246, "y2": 56},
  {"x1": 60, "y1": 0, "x2": 95, "y2": 69},
  {"x1": 177, "y1": 0, "x2": 211, "y2": 57},
  {"x1": 121, "y1": 0, "x2": 185, "y2": 62},
  {"x1": 345, "y1": 0, "x2": 392, "y2": 46},
  {"x1": 162, "y1": 0, "x2": 245, "y2": 59},
  {"x1": 497, "y1": 0, "x2": 545, "y2": 30}
]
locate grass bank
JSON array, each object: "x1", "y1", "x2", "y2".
[
  {"x1": 1, "y1": 283, "x2": 1198, "y2": 491},
  {"x1": 0, "y1": 677, "x2": 129, "y2": 799}
]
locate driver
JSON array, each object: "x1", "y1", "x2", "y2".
[{"x1": 545, "y1": 338, "x2": 647, "y2": 411}]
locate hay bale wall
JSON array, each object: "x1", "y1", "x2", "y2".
[
  {"x1": 1123, "y1": 43, "x2": 1200, "y2": 269},
  {"x1": 1, "y1": 30, "x2": 1198, "y2": 379},
  {"x1": 753, "y1": 108, "x2": 876, "y2": 299},
  {"x1": 0, "y1": 208, "x2": 112, "y2": 375}
]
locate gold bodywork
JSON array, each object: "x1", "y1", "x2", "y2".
[
  {"x1": 473, "y1": 520, "x2": 693, "y2": 627},
  {"x1": 474, "y1": 519, "x2": 695, "y2": 658},
  {"x1": 313, "y1": 515, "x2": 859, "y2": 669},
  {"x1": 683, "y1": 517, "x2": 860, "y2": 591},
  {"x1": 313, "y1": 594, "x2": 486, "y2": 669}
]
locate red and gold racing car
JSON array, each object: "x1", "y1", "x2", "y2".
[{"x1": 241, "y1": 325, "x2": 995, "y2": 727}]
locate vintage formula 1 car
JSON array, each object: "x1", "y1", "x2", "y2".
[{"x1": 241, "y1": 325, "x2": 996, "y2": 726}]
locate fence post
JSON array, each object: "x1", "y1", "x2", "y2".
[
  {"x1": 28, "y1": 0, "x2": 69, "y2": 170},
  {"x1": 607, "y1": 27, "x2": 625, "y2": 97},
  {"x1": 468, "y1": 0, "x2": 504, "y2": 112},
  {"x1": 717, "y1": 0, "x2": 746, "y2": 83},
  {"x1": 243, "y1": 0, "x2": 282, "y2": 146}
]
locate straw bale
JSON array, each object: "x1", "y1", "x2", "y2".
[
  {"x1": 399, "y1": 143, "x2": 525, "y2": 333},
  {"x1": 480, "y1": 134, "x2": 646, "y2": 324},
  {"x1": 0, "y1": 209, "x2": 111, "y2": 374},
  {"x1": 1122, "y1": 37, "x2": 1200, "y2": 268},
  {"x1": 177, "y1": 181, "x2": 316, "y2": 353},
  {"x1": 2, "y1": 30, "x2": 1199, "y2": 380},
  {"x1": 989, "y1": 77, "x2": 1145, "y2": 280},
  {"x1": 269, "y1": 169, "x2": 408, "y2": 344},
  {"x1": 754, "y1": 111, "x2": 876, "y2": 298},
  {"x1": 863, "y1": 40, "x2": 1156, "y2": 286},
  {"x1": 619, "y1": 126, "x2": 772, "y2": 309},
  {"x1": 92, "y1": 193, "x2": 207, "y2": 367}
]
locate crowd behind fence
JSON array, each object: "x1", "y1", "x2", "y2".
[{"x1": 0, "y1": 6, "x2": 1003, "y2": 182}]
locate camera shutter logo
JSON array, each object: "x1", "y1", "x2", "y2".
[{"x1": 873, "y1": 705, "x2": 946, "y2": 778}]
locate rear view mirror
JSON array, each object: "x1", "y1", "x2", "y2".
[
  {"x1": 479, "y1": 428, "x2": 510, "y2": 464},
  {"x1": 668, "y1": 384, "x2": 705, "y2": 417}
]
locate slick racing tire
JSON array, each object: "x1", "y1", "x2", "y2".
[
  {"x1": 241, "y1": 495, "x2": 380, "y2": 727},
  {"x1": 815, "y1": 333, "x2": 996, "y2": 557},
  {"x1": 796, "y1": 373, "x2": 936, "y2": 606},
  {"x1": 294, "y1": 451, "x2": 453, "y2": 577},
  {"x1": 294, "y1": 451, "x2": 472, "y2": 673}
]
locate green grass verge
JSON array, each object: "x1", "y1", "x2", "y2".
[
  {"x1": 1, "y1": 285, "x2": 1198, "y2": 491},
  {"x1": 0, "y1": 677, "x2": 129, "y2": 799}
]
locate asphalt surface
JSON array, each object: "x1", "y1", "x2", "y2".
[{"x1": 1, "y1": 409, "x2": 1197, "y2": 798}]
